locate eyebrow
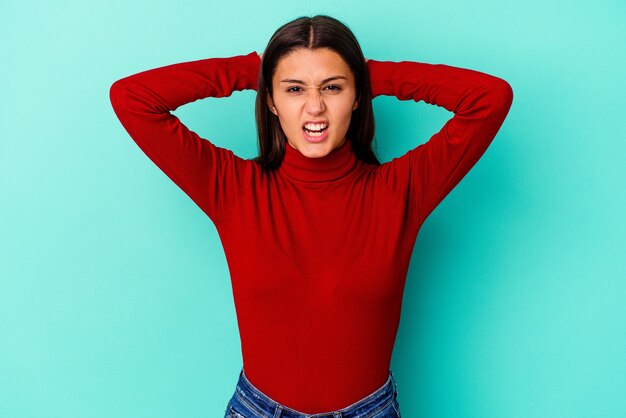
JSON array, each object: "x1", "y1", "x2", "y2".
[{"x1": 279, "y1": 76, "x2": 348, "y2": 84}]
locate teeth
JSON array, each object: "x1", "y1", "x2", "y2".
[
  {"x1": 304, "y1": 123, "x2": 328, "y2": 131},
  {"x1": 305, "y1": 129, "x2": 324, "y2": 137}
]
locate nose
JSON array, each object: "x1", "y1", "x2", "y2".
[{"x1": 304, "y1": 90, "x2": 326, "y2": 115}]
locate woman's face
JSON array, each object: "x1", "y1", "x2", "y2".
[{"x1": 267, "y1": 47, "x2": 359, "y2": 158}]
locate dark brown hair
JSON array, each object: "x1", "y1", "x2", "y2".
[{"x1": 252, "y1": 15, "x2": 380, "y2": 170}]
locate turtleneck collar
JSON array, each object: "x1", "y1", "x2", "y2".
[{"x1": 279, "y1": 138, "x2": 359, "y2": 183}]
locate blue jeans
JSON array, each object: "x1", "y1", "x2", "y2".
[{"x1": 224, "y1": 368, "x2": 401, "y2": 417}]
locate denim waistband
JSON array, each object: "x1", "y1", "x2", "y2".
[{"x1": 230, "y1": 368, "x2": 399, "y2": 417}]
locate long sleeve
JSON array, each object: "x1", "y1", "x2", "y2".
[
  {"x1": 369, "y1": 58, "x2": 514, "y2": 229},
  {"x1": 109, "y1": 52, "x2": 261, "y2": 225}
]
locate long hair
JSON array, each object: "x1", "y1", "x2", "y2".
[{"x1": 252, "y1": 15, "x2": 379, "y2": 170}]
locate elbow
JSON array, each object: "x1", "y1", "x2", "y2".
[
  {"x1": 109, "y1": 79, "x2": 124, "y2": 111},
  {"x1": 109, "y1": 79, "x2": 130, "y2": 111},
  {"x1": 485, "y1": 78, "x2": 514, "y2": 121},
  {"x1": 109, "y1": 78, "x2": 141, "y2": 114},
  {"x1": 492, "y1": 78, "x2": 514, "y2": 112}
]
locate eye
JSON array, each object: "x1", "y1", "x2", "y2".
[
  {"x1": 324, "y1": 85, "x2": 342, "y2": 92},
  {"x1": 286, "y1": 86, "x2": 302, "y2": 93}
]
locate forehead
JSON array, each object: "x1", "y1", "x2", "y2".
[{"x1": 273, "y1": 47, "x2": 353, "y2": 83}]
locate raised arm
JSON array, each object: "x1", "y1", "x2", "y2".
[
  {"x1": 368, "y1": 58, "x2": 514, "y2": 229},
  {"x1": 109, "y1": 52, "x2": 261, "y2": 225}
]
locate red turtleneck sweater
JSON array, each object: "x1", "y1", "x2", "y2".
[{"x1": 109, "y1": 52, "x2": 513, "y2": 413}]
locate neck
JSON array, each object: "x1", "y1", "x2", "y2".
[{"x1": 279, "y1": 138, "x2": 359, "y2": 183}]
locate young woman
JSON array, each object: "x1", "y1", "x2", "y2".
[{"x1": 110, "y1": 14, "x2": 513, "y2": 418}]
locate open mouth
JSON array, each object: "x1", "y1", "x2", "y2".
[{"x1": 303, "y1": 123, "x2": 329, "y2": 136}]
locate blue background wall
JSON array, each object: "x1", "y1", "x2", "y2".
[{"x1": 1, "y1": 1, "x2": 624, "y2": 417}]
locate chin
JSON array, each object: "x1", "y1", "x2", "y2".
[
  {"x1": 298, "y1": 145, "x2": 332, "y2": 158},
  {"x1": 287, "y1": 140, "x2": 324, "y2": 157},
  {"x1": 289, "y1": 137, "x2": 344, "y2": 157}
]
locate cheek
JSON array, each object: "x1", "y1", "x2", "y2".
[
  {"x1": 276, "y1": 112, "x2": 301, "y2": 135},
  {"x1": 334, "y1": 102, "x2": 356, "y2": 124},
  {"x1": 276, "y1": 104, "x2": 304, "y2": 128}
]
